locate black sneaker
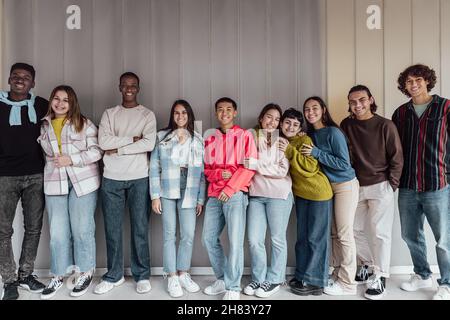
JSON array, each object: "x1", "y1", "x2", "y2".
[
  {"x1": 289, "y1": 277, "x2": 302, "y2": 288},
  {"x1": 291, "y1": 281, "x2": 323, "y2": 296},
  {"x1": 41, "y1": 277, "x2": 64, "y2": 300},
  {"x1": 70, "y1": 272, "x2": 93, "y2": 297},
  {"x1": 255, "y1": 281, "x2": 280, "y2": 298},
  {"x1": 2, "y1": 283, "x2": 19, "y2": 300},
  {"x1": 18, "y1": 274, "x2": 45, "y2": 293},
  {"x1": 243, "y1": 280, "x2": 260, "y2": 296},
  {"x1": 364, "y1": 276, "x2": 386, "y2": 300},
  {"x1": 355, "y1": 265, "x2": 373, "y2": 284}
]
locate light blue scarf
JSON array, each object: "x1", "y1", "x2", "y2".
[{"x1": 0, "y1": 91, "x2": 37, "y2": 126}]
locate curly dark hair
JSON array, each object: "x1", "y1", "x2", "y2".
[{"x1": 397, "y1": 64, "x2": 437, "y2": 97}]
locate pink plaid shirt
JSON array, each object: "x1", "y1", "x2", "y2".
[{"x1": 38, "y1": 116, "x2": 103, "y2": 197}]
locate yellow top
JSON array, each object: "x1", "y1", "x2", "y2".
[
  {"x1": 285, "y1": 135, "x2": 333, "y2": 201},
  {"x1": 51, "y1": 117, "x2": 66, "y2": 153}
]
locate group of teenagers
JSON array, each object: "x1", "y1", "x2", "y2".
[{"x1": 0, "y1": 62, "x2": 449, "y2": 301}]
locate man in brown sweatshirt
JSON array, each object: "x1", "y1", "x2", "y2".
[{"x1": 340, "y1": 85, "x2": 403, "y2": 300}]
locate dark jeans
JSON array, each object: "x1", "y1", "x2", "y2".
[
  {"x1": 0, "y1": 174, "x2": 44, "y2": 283},
  {"x1": 101, "y1": 177, "x2": 151, "y2": 283},
  {"x1": 294, "y1": 196, "x2": 332, "y2": 288}
]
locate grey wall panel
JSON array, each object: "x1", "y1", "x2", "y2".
[
  {"x1": 298, "y1": 0, "x2": 325, "y2": 106},
  {"x1": 269, "y1": 0, "x2": 296, "y2": 108},
  {"x1": 211, "y1": 0, "x2": 239, "y2": 128},
  {"x1": 181, "y1": 0, "x2": 212, "y2": 131},
  {"x1": 239, "y1": 0, "x2": 267, "y2": 127},
  {"x1": 92, "y1": 0, "x2": 123, "y2": 124},
  {"x1": 33, "y1": 0, "x2": 65, "y2": 97},
  {"x1": 64, "y1": 0, "x2": 94, "y2": 120},
  {"x1": 151, "y1": 0, "x2": 181, "y2": 130},
  {"x1": 3, "y1": 0, "x2": 323, "y2": 272},
  {"x1": 123, "y1": 0, "x2": 152, "y2": 110},
  {"x1": 3, "y1": 0, "x2": 34, "y2": 85}
]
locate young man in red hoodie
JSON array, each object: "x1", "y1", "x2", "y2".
[{"x1": 202, "y1": 97, "x2": 257, "y2": 300}]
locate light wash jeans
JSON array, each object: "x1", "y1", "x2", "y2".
[
  {"x1": 247, "y1": 193, "x2": 293, "y2": 284},
  {"x1": 45, "y1": 182, "x2": 97, "y2": 276},
  {"x1": 161, "y1": 169, "x2": 197, "y2": 274},
  {"x1": 202, "y1": 191, "x2": 248, "y2": 291},
  {"x1": 399, "y1": 186, "x2": 450, "y2": 287}
]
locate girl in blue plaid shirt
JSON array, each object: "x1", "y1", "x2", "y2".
[{"x1": 150, "y1": 100, "x2": 205, "y2": 298}]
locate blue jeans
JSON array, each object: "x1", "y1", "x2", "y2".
[
  {"x1": 202, "y1": 191, "x2": 248, "y2": 291},
  {"x1": 45, "y1": 183, "x2": 97, "y2": 276},
  {"x1": 247, "y1": 193, "x2": 293, "y2": 284},
  {"x1": 101, "y1": 177, "x2": 150, "y2": 283},
  {"x1": 161, "y1": 169, "x2": 197, "y2": 274},
  {"x1": 399, "y1": 187, "x2": 450, "y2": 287},
  {"x1": 295, "y1": 196, "x2": 332, "y2": 288}
]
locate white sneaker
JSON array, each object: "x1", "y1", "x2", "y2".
[
  {"x1": 400, "y1": 274, "x2": 433, "y2": 292},
  {"x1": 203, "y1": 279, "x2": 226, "y2": 296},
  {"x1": 223, "y1": 290, "x2": 240, "y2": 300},
  {"x1": 168, "y1": 276, "x2": 184, "y2": 298},
  {"x1": 136, "y1": 280, "x2": 152, "y2": 294},
  {"x1": 324, "y1": 280, "x2": 357, "y2": 296},
  {"x1": 432, "y1": 286, "x2": 450, "y2": 300},
  {"x1": 94, "y1": 277, "x2": 125, "y2": 295},
  {"x1": 178, "y1": 273, "x2": 200, "y2": 293}
]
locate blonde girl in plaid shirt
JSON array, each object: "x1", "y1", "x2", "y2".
[{"x1": 38, "y1": 85, "x2": 102, "y2": 299}]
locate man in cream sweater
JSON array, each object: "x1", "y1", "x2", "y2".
[{"x1": 95, "y1": 72, "x2": 156, "y2": 295}]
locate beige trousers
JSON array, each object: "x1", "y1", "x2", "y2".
[
  {"x1": 354, "y1": 181, "x2": 395, "y2": 278},
  {"x1": 330, "y1": 178, "x2": 359, "y2": 290}
]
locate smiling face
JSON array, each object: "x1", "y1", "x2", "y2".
[
  {"x1": 405, "y1": 75, "x2": 429, "y2": 100},
  {"x1": 51, "y1": 90, "x2": 70, "y2": 118},
  {"x1": 8, "y1": 69, "x2": 35, "y2": 101},
  {"x1": 119, "y1": 75, "x2": 140, "y2": 107},
  {"x1": 259, "y1": 108, "x2": 281, "y2": 133},
  {"x1": 173, "y1": 104, "x2": 188, "y2": 129},
  {"x1": 281, "y1": 117, "x2": 301, "y2": 138},
  {"x1": 348, "y1": 90, "x2": 374, "y2": 120},
  {"x1": 303, "y1": 99, "x2": 324, "y2": 127},
  {"x1": 216, "y1": 102, "x2": 237, "y2": 129}
]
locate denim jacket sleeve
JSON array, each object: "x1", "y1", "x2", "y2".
[{"x1": 149, "y1": 138, "x2": 162, "y2": 200}]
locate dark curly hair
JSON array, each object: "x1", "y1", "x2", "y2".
[{"x1": 397, "y1": 64, "x2": 437, "y2": 97}]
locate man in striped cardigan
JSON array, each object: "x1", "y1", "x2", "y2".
[{"x1": 392, "y1": 64, "x2": 450, "y2": 300}]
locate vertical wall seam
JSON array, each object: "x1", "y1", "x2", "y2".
[
  {"x1": 410, "y1": 0, "x2": 413, "y2": 63},
  {"x1": 295, "y1": 0, "x2": 299, "y2": 107},
  {"x1": 179, "y1": 0, "x2": 183, "y2": 98},
  {"x1": 439, "y1": 0, "x2": 442, "y2": 94},
  {"x1": 382, "y1": 0, "x2": 386, "y2": 116},
  {"x1": 237, "y1": 0, "x2": 241, "y2": 120},
  {"x1": 209, "y1": 0, "x2": 212, "y2": 130},
  {"x1": 266, "y1": 0, "x2": 271, "y2": 102},
  {"x1": 121, "y1": 0, "x2": 125, "y2": 71},
  {"x1": 353, "y1": 0, "x2": 357, "y2": 85}
]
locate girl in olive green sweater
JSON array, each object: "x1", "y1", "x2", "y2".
[{"x1": 281, "y1": 108, "x2": 333, "y2": 296}]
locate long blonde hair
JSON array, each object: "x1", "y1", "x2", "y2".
[{"x1": 46, "y1": 85, "x2": 86, "y2": 133}]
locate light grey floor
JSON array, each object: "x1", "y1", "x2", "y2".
[{"x1": 8, "y1": 274, "x2": 440, "y2": 300}]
